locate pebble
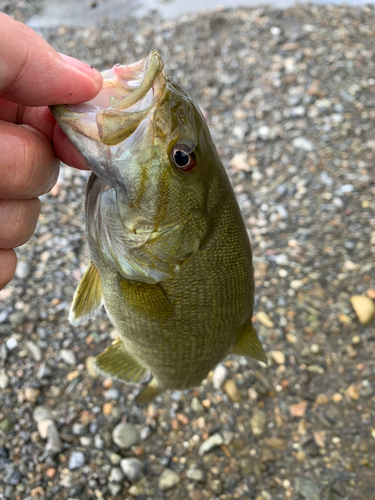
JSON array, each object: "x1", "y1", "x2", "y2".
[
  {"x1": 186, "y1": 466, "x2": 206, "y2": 483},
  {"x1": 295, "y1": 477, "x2": 320, "y2": 500},
  {"x1": 60, "y1": 349, "x2": 77, "y2": 365},
  {"x1": 15, "y1": 261, "x2": 30, "y2": 279},
  {"x1": 5, "y1": 338, "x2": 18, "y2": 350},
  {"x1": 212, "y1": 364, "x2": 228, "y2": 390},
  {"x1": 140, "y1": 426, "x2": 152, "y2": 440},
  {"x1": 271, "y1": 350, "x2": 285, "y2": 365},
  {"x1": 68, "y1": 451, "x2": 86, "y2": 470},
  {"x1": 38, "y1": 419, "x2": 54, "y2": 439},
  {"x1": 346, "y1": 385, "x2": 360, "y2": 400},
  {"x1": 112, "y1": 422, "x2": 139, "y2": 449},
  {"x1": 292, "y1": 137, "x2": 314, "y2": 151},
  {"x1": 290, "y1": 279, "x2": 304, "y2": 290},
  {"x1": 223, "y1": 379, "x2": 242, "y2": 402},
  {"x1": 0, "y1": 369, "x2": 9, "y2": 389},
  {"x1": 198, "y1": 433, "x2": 224, "y2": 455},
  {"x1": 250, "y1": 410, "x2": 267, "y2": 438},
  {"x1": 25, "y1": 341, "x2": 42, "y2": 362},
  {"x1": 129, "y1": 477, "x2": 146, "y2": 496},
  {"x1": 46, "y1": 423, "x2": 63, "y2": 455},
  {"x1": 191, "y1": 397, "x2": 204, "y2": 413},
  {"x1": 109, "y1": 467, "x2": 124, "y2": 483},
  {"x1": 33, "y1": 406, "x2": 53, "y2": 423},
  {"x1": 350, "y1": 295, "x2": 375, "y2": 324},
  {"x1": 120, "y1": 458, "x2": 145, "y2": 482},
  {"x1": 158, "y1": 468, "x2": 180, "y2": 491},
  {"x1": 4, "y1": 464, "x2": 22, "y2": 486},
  {"x1": 289, "y1": 401, "x2": 308, "y2": 417},
  {"x1": 229, "y1": 152, "x2": 251, "y2": 172},
  {"x1": 256, "y1": 311, "x2": 274, "y2": 328}
]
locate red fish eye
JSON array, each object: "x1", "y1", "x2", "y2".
[{"x1": 171, "y1": 144, "x2": 196, "y2": 173}]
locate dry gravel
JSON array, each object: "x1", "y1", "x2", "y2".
[{"x1": 1, "y1": 2, "x2": 375, "y2": 500}]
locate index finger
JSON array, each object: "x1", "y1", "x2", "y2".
[{"x1": 0, "y1": 13, "x2": 102, "y2": 106}]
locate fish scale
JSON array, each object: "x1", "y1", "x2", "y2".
[{"x1": 50, "y1": 50, "x2": 266, "y2": 402}]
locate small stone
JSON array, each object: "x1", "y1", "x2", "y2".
[
  {"x1": 25, "y1": 387, "x2": 40, "y2": 402},
  {"x1": 223, "y1": 379, "x2": 242, "y2": 402},
  {"x1": 292, "y1": 137, "x2": 314, "y2": 151},
  {"x1": 295, "y1": 477, "x2": 320, "y2": 500},
  {"x1": 80, "y1": 436, "x2": 92, "y2": 446},
  {"x1": 256, "y1": 311, "x2": 274, "y2": 328},
  {"x1": 198, "y1": 433, "x2": 224, "y2": 455},
  {"x1": 212, "y1": 364, "x2": 228, "y2": 390},
  {"x1": 33, "y1": 406, "x2": 53, "y2": 423},
  {"x1": 9, "y1": 312, "x2": 25, "y2": 325},
  {"x1": 68, "y1": 451, "x2": 85, "y2": 470},
  {"x1": 250, "y1": 410, "x2": 267, "y2": 438},
  {"x1": 109, "y1": 467, "x2": 124, "y2": 483},
  {"x1": 94, "y1": 434, "x2": 105, "y2": 449},
  {"x1": 120, "y1": 458, "x2": 145, "y2": 483},
  {"x1": 186, "y1": 466, "x2": 206, "y2": 483},
  {"x1": 189, "y1": 489, "x2": 205, "y2": 500},
  {"x1": 4, "y1": 464, "x2": 22, "y2": 485},
  {"x1": 15, "y1": 261, "x2": 30, "y2": 279},
  {"x1": 60, "y1": 349, "x2": 76, "y2": 365},
  {"x1": 350, "y1": 295, "x2": 375, "y2": 324},
  {"x1": 0, "y1": 418, "x2": 13, "y2": 432},
  {"x1": 315, "y1": 394, "x2": 329, "y2": 405},
  {"x1": 103, "y1": 402, "x2": 113, "y2": 416},
  {"x1": 5, "y1": 338, "x2": 17, "y2": 350},
  {"x1": 290, "y1": 280, "x2": 304, "y2": 290},
  {"x1": 296, "y1": 450, "x2": 306, "y2": 462},
  {"x1": 352, "y1": 335, "x2": 361, "y2": 345},
  {"x1": 158, "y1": 468, "x2": 180, "y2": 491},
  {"x1": 229, "y1": 152, "x2": 251, "y2": 172},
  {"x1": 110, "y1": 453, "x2": 122, "y2": 465},
  {"x1": 129, "y1": 477, "x2": 146, "y2": 496},
  {"x1": 46, "y1": 468, "x2": 56, "y2": 478},
  {"x1": 310, "y1": 344, "x2": 320, "y2": 354},
  {"x1": 271, "y1": 350, "x2": 285, "y2": 365},
  {"x1": 66, "y1": 370, "x2": 79, "y2": 382},
  {"x1": 140, "y1": 426, "x2": 152, "y2": 440},
  {"x1": 112, "y1": 422, "x2": 139, "y2": 449},
  {"x1": 289, "y1": 401, "x2": 308, "y2": 417},
  {"x1": 346, "y1": 385, "x2": 359, "y2": 400},
  {"x1": 209, "y1": 478, "x2": 223, "y2": 494},
  {"x1": 0, "y1": 369, "x2": 9, "y2": 389},
  {"x1": 46, "y1": 423, "x2": 63, "y2": 455},
  {"x1": 332, "y1": 393, "x2": 343, "y2": 403},
  {"x1": 86, "y1": 356, "x2": 99, "y2": 378},
  {"x1": 38, "y1": 419, "x2": 54, "y2": 439},
  {"x1": 25, "y1": 341, "x2": 42, "y2": 362}
]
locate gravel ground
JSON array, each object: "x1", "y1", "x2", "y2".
[{"x1": 1, "y1": 2, "x2": 375, "y2": 500}]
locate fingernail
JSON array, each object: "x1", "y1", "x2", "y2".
[{"x1": 59, "y1": 53, "x2": 102, "y2": 83}]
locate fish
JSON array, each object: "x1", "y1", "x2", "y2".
[{"x1": 50, "y1": 50, "x2": 266, "y2": 403}]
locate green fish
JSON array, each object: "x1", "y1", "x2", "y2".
[{"x1": 51, "y1": 51, "x2": 266, "y2": 403}]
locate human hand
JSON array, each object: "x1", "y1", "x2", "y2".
[{"x1": 0, "y1": 13, "x2": 102, "y2": 289}]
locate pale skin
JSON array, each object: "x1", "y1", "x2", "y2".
[{"x1": 0, "y1": 13, "x2": 103, "y2": 289}]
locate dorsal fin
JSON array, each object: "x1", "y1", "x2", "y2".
[
  {"x1": 232, "y1": 322, "x2": 267, "y2": 363},
  {"x1": 94, "y1": 338, "x2": 149, "y2": 384},
  {"x1": 69, "y1": 262, "x2": 103, "y2": 326}
]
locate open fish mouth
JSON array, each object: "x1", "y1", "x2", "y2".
[{"x1": 51, "y1": 50, "x2": 165, "y2": 146}]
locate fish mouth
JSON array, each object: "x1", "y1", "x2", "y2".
[{"x1": 51, "y1": 50, "x2": 165, "y2": 146}]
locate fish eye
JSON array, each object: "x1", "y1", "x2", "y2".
[{"x1": 171, "y1": 143, "x2": 196, "y2": 173}]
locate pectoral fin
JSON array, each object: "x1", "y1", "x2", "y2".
[
  {"x1": 119, "y1": 276, "x2": 173, "y2": 320},
  {"x1": 135, "y1": 378, "x2": 163, "y2": 405},
  {"x1": 69, "y1": 262, "x2": 103, "y2": 326},
  {"x1": 232, "y1": 323, "x2": 267, "y2": 363},
  {"x1": 94, "y1": 338, "x2": 149, "y2": 383}
]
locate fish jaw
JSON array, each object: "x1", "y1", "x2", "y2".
[{"x1": 50, "y1": 51, "x2": 166, "y2": 186}]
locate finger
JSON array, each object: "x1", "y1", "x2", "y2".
[
  {"x1": 0, "y1": 198, "x2": 41, "y2": 248},
  {"x1": 53, "y1": 123, "x2": 90, "y2": 170},
  {"x1": 0, "y1": 249, "x2": 17, "y2": 290},
  {"x1": 0, "y1": 121, "x2": 60, "y2": 199},
  {"x1": 0, "y1": 14, "x2": 102, "y2": 105}
]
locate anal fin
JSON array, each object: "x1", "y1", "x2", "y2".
[
  {"x1": 232, "y1": 323, "x2": 267, "y2": 363},
  {"x1": 94, "y1": 338, "x2": 149, "y2": 384},
  {"x1": 135, "y1": 378, "x2": 163, "y2": 405},
  {"x1": 69, "y1": 261, "x2": 103, "y2": 326}
]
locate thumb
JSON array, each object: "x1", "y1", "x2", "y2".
[{"x1": 0, "y1": 13, "x2": 102, "y2": 106}]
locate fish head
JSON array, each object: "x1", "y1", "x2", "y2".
[{"x1": 51, "y1": 51, "x2": 220, "y2": 282}]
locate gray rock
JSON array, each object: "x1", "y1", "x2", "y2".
[
  {"x1": 158, "y1": 468, "x2": 180, "y2": 491},
  {"x1": 191, "y1": 397, "x2": 204, "y2": 413},
  {"x1": 79, "y1": 436, "x2": 93, "y2": 446},
  {"x1": 33, "y1": 406, "x2": 53, "y2": 423},
  {"x1": 0, "y1": 369, "x2": 9, "y2": 389},
  {"x1": 104, "y1": 388, "x2": 120, "y2": 399},
  {"x1": 186, "y1": 466, "x2": 206, "y2": 483},
  {"x1": 94, "y1": 434, "x2": 105, "y2": 449},
  {"x1": 72, "y1": 423, "x2": 86, "y2": 436},
  {"x1": 25, "y1": 341, "x2": 42, "y2": 362},
  {"x1": 15, "y1": 261, "x2": 30, "y2": 279},
  {"x1": 112, "y1": 422, "x2": 139, "y2": 449},
  {"x1": 140, "y1": 426, "x2": 152, "y2": 441},
  {"x1": 295, "y1": 477, "x2": 321, "y2": 500},
  {"x1": 60, "y1": 349, "x2": 76, "y2": 365},
  {"x1": 68, "y1": 451, "x2": 85, "y2": 470},
  {"x1": 46, "y1": 423, "x2": 63, "y2": 455},
  {"x1": 9, "y1": 312, "x2": 26, "y2": 326},
  {"x1": 4, "y1": 464, "x2": 21, "y2": 485},
  {"x1": 198, "y1": 433, "x2": 224, "y2": 455},
  {"x1": 120, "y1": 458, "x2": 145, "y2": 483},
  {"x1": 109, "y1": 467, "x2": 124, "y2": 483}
]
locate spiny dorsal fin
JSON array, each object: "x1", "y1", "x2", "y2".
[
  {"x1": 94, "y1": 338, "x2": 149, "y2": 384},
  {"x1": 135, "y1": 378, "x2": 163, "y2": 405},
  {"x1": 232, "y1": 323, "x2": 267, "y2": 363},
  {"x1": 69, "y1": 262, "x2": 103, "y2": 326}
]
